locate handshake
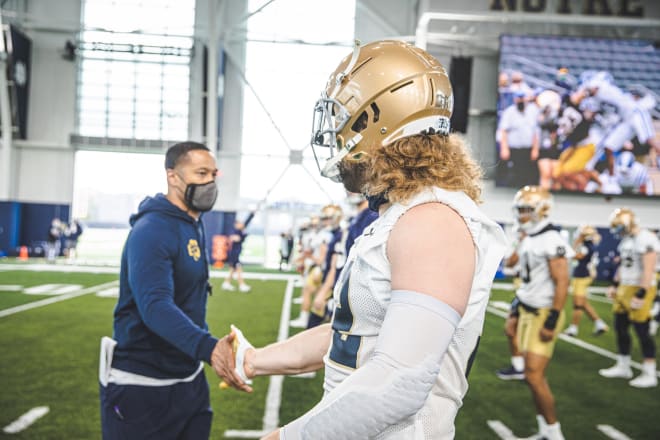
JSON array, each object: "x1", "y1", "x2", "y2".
[{"x1": 211, "y1": 324, "x2": 255, "y2": 392}]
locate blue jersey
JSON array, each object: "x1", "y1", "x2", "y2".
[
  {"x1": 322, "y1": 227, "x2": 343, "y2": 282},
  {"x1": 573, "y1": 240, "x2": 597, "y2": 278},
  {"x1": 226, "y1": 229, "x2": 247, "y2": 263}
]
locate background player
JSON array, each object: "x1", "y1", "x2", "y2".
[
  {"x1": 599, "y1": 208, "x2": 659, "y2": 388},
  {"x1": 508, "y1": 185, "x2": 573, "y2": 440},
  {"x1": 564, "y1": 225, "x2": 609, "y2": 337}
]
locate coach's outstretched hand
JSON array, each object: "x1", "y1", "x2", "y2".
[{"x1": 211, "y1": 334, "x2": 253, "y2": 392}]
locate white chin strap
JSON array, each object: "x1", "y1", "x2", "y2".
[{"x1": 321, "y1": 134, "x2": 363, "y2": 182}]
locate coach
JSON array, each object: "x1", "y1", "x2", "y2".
[{"x1": 99, "y1": 142, "x2": 250, "y2": 439}]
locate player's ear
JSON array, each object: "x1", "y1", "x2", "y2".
[{"x1": 166, "y1": 169, "x2": 178, "y2": 185}]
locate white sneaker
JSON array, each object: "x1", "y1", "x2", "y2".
[
  {"x1": 629, "y1": 373, "x2": 658, "y2": 388},
  {"x1": 222, "y1": 281, "x2": 235, "y2": 291},
  {"x1": 292, "y1": 296, "x2": 303, "y2": 304},
  {"x1": 599, "y1": 363, "x2": 633, "y2": 379},
  {"x1": 289, "y1": 317, "x2": 308, "y2": 328},
  {"x1": 230, "y1": 324, "x2": 253, "y2": 385},
  {"x1": 563, "y1": 325, "x2": 578, "y2": 337},
  {"x1": 239, "y1": 283, "x2": 251, "y2": 293},
  {"x1": 593, "y1": 320, "x2": 609, "y2": 336}
]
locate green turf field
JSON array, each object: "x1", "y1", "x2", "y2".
[{"x1": 1, "y1": 264, "x2": 659, "y2": 439}]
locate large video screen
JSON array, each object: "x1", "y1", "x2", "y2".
[{"x1": 496, "y1": 34, "x2": 660, "y2": 197}]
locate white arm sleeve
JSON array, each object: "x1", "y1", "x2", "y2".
[{"x1": 281, "y1": 290, "x2": 461, "y2": 440}]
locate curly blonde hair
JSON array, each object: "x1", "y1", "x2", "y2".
[{"x1": 363, "y1": 133, "x2": 483, "y2": 204}]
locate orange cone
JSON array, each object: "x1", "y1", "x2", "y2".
[{"x1": 18, "y1": 246, "x2": 28, "y2": 261}]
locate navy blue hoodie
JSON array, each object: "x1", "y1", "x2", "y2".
[{"x1": 112, "y1": 194, "x2": 218, "y2": 378}]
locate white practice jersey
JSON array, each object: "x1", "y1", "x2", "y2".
[
  {"x1": 618, "y1": 229, "x2": 660, "y2": 286},
  {"x1": 516, "y1": 222, "x2": 575, "y2": 309},
  {"x1": 323, "y1": 187, "x2": 507, "y2": 439},
  {"x1": 311, "y1": 229, "x2": 333, "y2": 266}
]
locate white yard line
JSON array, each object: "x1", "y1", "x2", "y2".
[
  {"x1": 3, "y1": 406, "x2": 49, "y2": 434},
  {"x1": 0, "y1": 263, "x2": 120, "y2": 274},
  {"x1": 0, "y1": 263, "x2": 297, "y2": 282},
  {"x1": 487, "y1": 305, "x2": 660, "y2": 378},
  {"x1": 224, "y1": 276, "x2": 297, "y2": 439},
  {"x1": 486, "y1": 420, "x2": 517, "y2": 440},
  {"x1": 0, "y1": 281, "x2": 119, "y2": 318},
  {"x1": 597, "y1": 424, "x2": 633, "y2": 440}
]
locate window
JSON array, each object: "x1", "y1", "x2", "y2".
[
  {"x1": 77, "y1": 0, "x2": 195, "y2": 141},
  {"x1": 240, "y1": 0, "x2": 356, "y2": 204}
]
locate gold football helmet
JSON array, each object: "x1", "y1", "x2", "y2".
[
  {"x1": 577, "y1": 224, "x2": 601, "y2": 244},
  {"x1": 512, "y1": 186, "x2": 553, "y2": 231},
  {"x1": 311, "y1": 39, "x2": 453, "y2": 181},
  {"x1": 609, "y1": 208, "x2": 637, "y2": 236},
  {"x1": 320, "y1": 204, "x2": 343, "y2": 228}
]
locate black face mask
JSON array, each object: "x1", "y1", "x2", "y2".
[
  {"x1": 179, "y1": 176, "x2": 218, "y2": 212},
  {"x1": 516, "y1": 102, "x2": 525, "y2": 112}
]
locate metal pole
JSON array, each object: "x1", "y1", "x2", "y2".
[
  {"x1": 0, "y1": 17, "x2": 13, "y2": 200},
  {"x1": 206, "y1": 0, "x2": 219, "y2": 151}
]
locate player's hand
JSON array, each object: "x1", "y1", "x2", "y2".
[
  {"x1": 630, "y1": 296, "x2": 645, "y2": 310},
  {"x1": 540, "y1": 327, "x2": 554, "y2": 342},
  {"x1": 606, "y1": 286, "x2": 617, "y2": 299},
  {"x1": 260, "y1": 428, "x2": 280, "y2": 440},
  {"x1": 211, "y1": 335, "x2": 253, "y2": 393},
  {"x1": 499, "y1": 147, "x2": 510, "y2": 161}
]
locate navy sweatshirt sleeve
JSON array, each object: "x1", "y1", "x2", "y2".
[{"x1": 126, "y1": 221, "x2": 218, "y2": 363}]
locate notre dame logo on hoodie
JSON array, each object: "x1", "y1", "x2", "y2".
[{"x1": 187, "y1": 239, "x2": 201, "y2": 262}]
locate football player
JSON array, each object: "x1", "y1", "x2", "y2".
[
  {"x1": 290, "y1": 213, "x2": 332, "y2": 327},
  {"x1": 222, "y1": 212, "x2": 256, "y2": 292},
  {"x1": 508, "y1": 186, "x2": 573, "y2": 440},
  {"x1": 599, "y1": 208, "x2": 659, "y2": 388},
  {"x1": 496, "y1": 222, "x2": 526, "y2": 380},
  {"x1": 307, "y1": 204, "x2": 344, "y2": 328},
  {"x1": 571, "y1": 71, "x2": 660, "y2": 177},
  {"x1": 228, "y1": 40, "x2": 507, "y2": 439},
  {"x1": 564, "y1": 225, "x2": 609, "y2": 337}
]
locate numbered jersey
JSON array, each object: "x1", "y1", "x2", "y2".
[
  {"x1": 572, "y1": 241, "x2": 597, "y2": 278},
  {"x1": 323, "y1": 187, "x2": 507, "y2": 438},
  {"x1": 618, "y1": 229, "x2": 660, "y2": 286},
  {"x1": 516, "y1": 223, "x2": 575, "y2": 309}
]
